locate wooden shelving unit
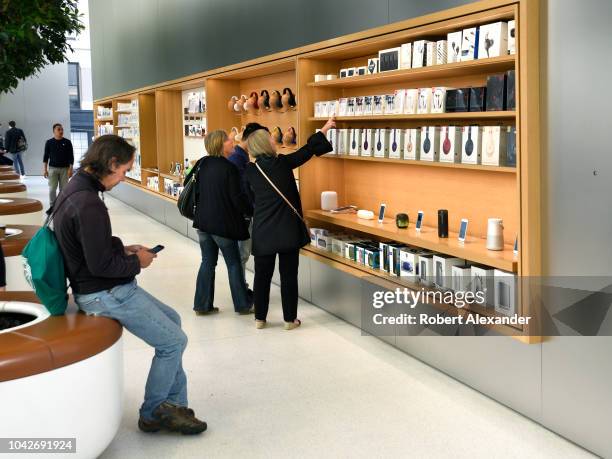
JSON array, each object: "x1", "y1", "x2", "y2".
[{"x1": 309, "y1": 111, "x2": 515, "y2": 122}]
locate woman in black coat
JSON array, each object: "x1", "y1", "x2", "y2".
[
  {"x1": 245, "y1": 118, "x2": 335, "y2": 330},
  {"x1": 190, "y1": 130, "x2": 253, "y2": 315}
]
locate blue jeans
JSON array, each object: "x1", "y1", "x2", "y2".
[
  {"x1": 238, "y1": 218, "x2": 252, "y2": 289},
  {"x1": 74, "y1": 280, "x2": 188, "y2": 421},
  {"x1": 194, "y1": 230, "x2": 250, "y2": 312},
  {"x1": 11, "y1": 152, "x2": 25, "y2": 175}
]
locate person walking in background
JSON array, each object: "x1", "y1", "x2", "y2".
[
  {"x1": 4, "y1": 121, "x2": 27, "y2": 178},
  {"x1": 245, "y1": 117, "x2": 334, "y2": 330},
  {"x1": 54, "y1": 134, "x2": 207, "y2": 435},
  {"x1": 0, "y1": 243, "x2": 5, "y2": 292},
  {"x1": 43, "y1": 123, "x2": 74, "y2": 206},
  {"x1": 190, "y1": 130, "x2": 253, "y2": 315},
  {"x1": 227, "y1": 122, "x2": 267, "y2": 302}
]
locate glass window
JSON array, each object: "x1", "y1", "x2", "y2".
[
  {"x1": 68, "y1": 63, "x2": 79, "y2": 87},
  {"x1": 70, "y1": 131, "x2": 89, "y2": 168}
]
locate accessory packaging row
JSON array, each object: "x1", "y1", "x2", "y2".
[{"x1": 323, "y1": 125, "x2": 516, "y2": 167}]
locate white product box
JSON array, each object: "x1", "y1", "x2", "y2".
[
  {"x1": 316, "y1": 234, "x2": 332, "y2": 252},
  {"x1": 367, "y1": 57, "x2": 379, "y2": 74},
  {"x1": 339, "y1": 68, "x2": 348, "y2": 78},
  {"x1": 393, "y1": 89, "x2": 405, "y2": 114},
  {"x1": 354, "y1": 96, "x2": 365, "y2": 116},
  {"x1": 346, "y1": 67, "x2": 357, "y2": 77},
  {"x1": 357, "y1": 66, "x2": 367, "y2": 76},
  {"x1": 412, "y1": 40, "x2": 431, "y2": 68},
  {"x1": 447, "y1": 31, "x2": 463, "y2": 63},
  {"x1": 431, "y1": 87, "x2": 447, "y2": 113},
  {"x1": 338, "y1": 98, "x2": 348, "y2": 116},
  {"x1": 363, "y1": 95, "x2": 373, "y2": 116},
  {"x1": 439, "y1": 126, "x2": 461, "y2": 163},
  {"x1": 374, "y1": 128, "x2": 390, "y2": 158},
  {"x1": 373, "y1": 95, "x2": 384, "y2": 115},
  {"x1": 326, "y1": 128, "x2": 337, "y2": 154},
  {"x1": 461, "y1": 27, "x2": 479, "y2": 61},
  {"x1": 400, "y1": 249, "x2": 424, "y2": 280},
  {"x1": 310, "y1": 228, "x2": 328, "y2": 246},
  {"x1": 494, "y1": 269, "x2": 517, "y2": 316},
  {"x1": 328, "y1": 100, "x2": 338, "y2": 116},
  {"x1": 403, "y1": 128, "x2": 421, "y2": 160},
  {"x1": 388, "y1": 128, "x2": 403, "y2": 158},
  {"x1": 400, "y1": 43, "x2": 412, "y2": 69},
  {"x1": 417, "y1": 87, "x2": 433, "y2": 114},
  {"x1": 461, "y1": 125, "x2": 482, "y2": 164},
  {"x1": 481, "y1": 126, "x2": 507, "y2": 166},
  {"x1": 378, "y1": 47, "x2": 401, "y2": 72},
  {"x1": 314, "y1": 101, "x2": 323, "y2": 118},
  {"x1": 508, "y1": 20, "x2": 516, "y2": 55},
  {"x1": 451, "y1": 265, "x2": 472, "y2": 293},
  {"x1": 361, "y1": 128, "x2": 374, "y2": 157},
  {"x1": 349, "y1": 128, "x2": 361, "y2": 156},
  {"x1": 420, "y1": 126, "x2": 440, "y2": 161},
  {"x1": 478, "y1": 22, "x2": 508, "y2": 59},
  {"x1": 436, "y1": 40, "x2": 448, "y2": 65},
  {"x1": 347, "y1": 97, "x2": 356, "y2": 116},
  {"x1": 418, "y1": 254, "x2": 434, "y2": 285},
  {"x1": 331, "y1": 236, "x2": 350, "y2": 256},
  {"x1": 404, "y1": 89, "x2": 419, "y2": 114},
  {"x1": 383, "y1": 93, "x2": 396, "y2": 114},
  {"x1": 337, "y1": 129, "x2": 349, "y2": 155},
  {"x1": 389, "y1": 245, "x2": 406, "y2": 277},
  {"x1": 433, "y1": 255, "x2": 464, "y2": 290},
  {"x1": 426, "y1": 42, "x2": 437, "y2": 66},
  {"x1": 471, "y1": 265, "x2": 495, "y2": 307}
]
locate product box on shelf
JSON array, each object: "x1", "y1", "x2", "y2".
[
  {"x1": 494, "y1": 269, "x2": 517, "y2": 316},
  {"x1": 339, "y1": 69, "x2": 348, "y2": 78},
  {"x1": 505, "y1": 70, "x2": 516, "y2": 110},
  {"x1": 393, "y1": 89, "x2": 405, "y2": 114},
  {"x1": 328, "y1": 100, "x2": 339, "y2": 116},
  {"x1": 379, "y1": 242, "x2": 391, "y2": 273},
  {"x1": 326, "y1": 128, "x2": 337, "y2": 154},
  {"x1": 365, "y1": 245, "x2": 381, "y2": 270},
  {"x1": 506, "y1": 126, "x2": 516, "y2": 167},
  {"x1": 355, "y1": 96, "x2": 365, "y2": 116},
  {"x1": 349, "y1": 128, "x2": 361, "y2": 156},
  {"x1": 331, "y1": 236, "x2": 350, "y2": 256},
  {"x1": 336, "y1": 129, "x2": 348, "y2": 155},
  {"x1": 461, "y1": 125, "x2": 482, "y2": 164},
  {"x1": 447, "y1": 31, "x2": 463, "y2": 63},
  {"x1": 445, "y1": 88, "x2": 469, "y2": 112},
  {"x1": 431, "y1": 87, "x2": 447, "y2": 113},
  {"x1": 508, "y1": 20, "x2": 516, "y2": 55},
  {"x1": 388, "y1": 128, "x2": 403, "y2": 158},
  {"x1": 418, "y1": 254, "x2": 434, "y2": 285},
  {"x1": 347, "y1": 67, "x2": 356, "y2": 77},
  {"x1": 367, "y1": 58, "x2": 379, "y2": 74},
  {"x1": 478, "y1": 22, "x2": 508, "y2": 58},
  {"x1": 481, "y1": 126, "x2": 508, "y2": 166},
  {"x1": 383, "y1": 93, "x2": 397, "y2": 114},
  {"x1": 310, "y1": 228, "x2": 327, "y2": 247},
  {"x1": 400, "y1": 248, "x2": 426, "y2": 280},
  {"x1": 316, "y1": 234, "x2": 332, "y2": 252},
  {"x1": 389, "y1": 244, "x2": 408, "y2": 276},
  {"x1": 460, "y1": 27, "x2": 480, "y2": 61},
  {"x1": 363, "y1": 96, "x2": 373, "y2": 116},
  {"x1": 417, "y1": 87, "x2": 433, "y2": 114},
  {"x1": 439, "y1": 126, "x2": 461, "y2": 163},
  {"x1": 451, "y1": 265, "x2": 472, "y2": 293},
  {"x1": 412, "y1": 40, "x2": 430, "y2": 68},
  {"x1": 344, "y1": 241, "x2": 364, "y2": 261},
  {"x1": 469, "y1": 87, "x2": 487, "y2": 111},
  {"x1": 378, "y1": 47, "x2": 401, "y2": 72},
  {"x1": 338, "y1": 98, "x2": 348, "y2": 116},
  {"x1": 404, "y1": 89, "x2": 419, "y2": 114},
  {"x1": 471, "y1": 265, "x2": 495, "y2": 307},
  {"x1": 403, "y1": 128, "x2": 421, "y2": 160},
  {"x1": 373, "y1": 95, "x2": 384, "y2": 115},
  {"x1": 420, "y1": 126, "x2": 440, "y2": 161},
  {"x1": 486, "y1": 73, "x2": 507, "y2": 111},
  {"x1": 436, "y1": 40, "x2": 448, "y2": 65},
  {"x1": 433, "y1": 255, "x2": 465, "y2": 290},
  {"x1": 374, "y1": 128, "x2": 390, "y2": 158},
  {"x1": 361, "y1": 128, "x2": 374, "y2": 157},
  {"x1": 355, "y1": 244, "x2": 367, "y2": 265},
  {"x1": 357, "y1": 66, "x2": 367, "y2": 76},
  {"x1": 400, "y1": 43, "x2": 412, "y2": 69},
  {"x1": 426, "y1": 42, "x2": 437, "y2": 66},
  {"x1": 347, "y1": 97, "x2": 356, "y2": 116}
]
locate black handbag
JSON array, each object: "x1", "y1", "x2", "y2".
[{"x1": 177, "y1": 160, "x2": 201, "y2": 220}]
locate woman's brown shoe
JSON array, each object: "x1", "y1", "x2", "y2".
[
  {"x1": 255, "y1": 319, "x2": 266, "y2": 329},
  {"x1": 284, "y1": 319, "x2": 301, "y2": 330}
]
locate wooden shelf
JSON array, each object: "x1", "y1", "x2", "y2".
[
  {"x1": 95, "y1": 117, "x2": 113, "y2": 122},
  {"x1": 308, "y1": 56, "x2": 515, "y2": 88},
  {"x1": 309, "y1": 111, "x2": 515, "y2": 122},
  {"x1": 159, "y1": 172, "x2": 183, "y2": 181},
  {"x1": 304, "y1": 209, "x2": 518, "y2": 272},
  {"x1": 124, "y1": 176, "x2": 142, "y2": 186},
  {"x1": 184, "y1": 112, "x2": 206, "y2": 117},
  {"x1": 319, "y1": 154, "x2": 516, "y2": 173},
  {"x1": 141, "y1": 168, "x2": 159, "y2": 174}
]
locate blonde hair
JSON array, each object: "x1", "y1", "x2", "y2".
[
  {"x1": 204, "y1": 130, "x2": 227, "y2": 157},
  {"x1": 246, "y1": 129, "x2": 276, "y2": 159}
]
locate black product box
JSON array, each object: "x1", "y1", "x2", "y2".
[
  {"x1": 445, "y1": 88, "x2": 470, "y2": 112},
  {"x1": 469, "y1": 87, "x2": 487, "y2": 112},
  {"x1": 486, "y1": 73, "x2": 507, "y2": 111},
  {"x1": 184, "y1": 125, "x2": 190, "y2": 136},
  {"x1": 505, "y1": 70, "x2": 516, "y2": 110},
  {"x1": 506, "y1": 126, "x2": 516, "y2": 167}
]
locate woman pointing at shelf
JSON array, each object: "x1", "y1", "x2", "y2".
[{"x1": 245, "y1": 117, "x2": 335, "y2": 330}]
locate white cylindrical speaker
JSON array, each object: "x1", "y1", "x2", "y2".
[{"x1": 321, "y1": 191, "x2": 338, "y2": 211}]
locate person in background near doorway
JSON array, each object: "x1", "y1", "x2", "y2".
[
  {"x1": 227, "y1": 122, "x2": 268, "y2": 303},
  {"x1": 0, "y1": 122, "x2": 13, "y2": 167},
  {"x1": 43, "y1": 123, "x2": 74, "y2": 206},
  {"x1": 0, "y1": 243, "x2": 5, "y2": 291},
  {"x1": 4, "y1": 121, "x2": 27, "y2": 178}
]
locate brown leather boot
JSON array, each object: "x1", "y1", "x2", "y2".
[{"x1": 138, "y1": 402, "x2": 207, "y2": 435}]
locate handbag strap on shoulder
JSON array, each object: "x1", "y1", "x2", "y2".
[{"x1": 255, "y1": 162, "x2": 306, "y2": 225}]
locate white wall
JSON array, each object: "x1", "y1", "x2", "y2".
[{"x1": 0, "y1": 63, "x2": 71, "y2": 176}]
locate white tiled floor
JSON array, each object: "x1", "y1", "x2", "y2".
[{"x1": 23, "y1": 177, "x2": 593, "y2": 458}]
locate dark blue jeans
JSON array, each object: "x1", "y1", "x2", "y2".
[
  {"x1": 194, "y1": 230, "x2": 250, "y2": 313},
  {"x1": 11, "y1": 152, "x2": 25, "y2": 176}
]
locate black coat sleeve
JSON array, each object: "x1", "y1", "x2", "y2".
[
  {"x1": 0, "y1": 243, "x2": 5, "y2": 288},
  {"x1": 67, "y1": 139, "x2": 74, "y2": 165},
  {"x1": 282, "y1": 131, "x2": 333, "y2": 169},
  {"x1": 43, "y1": 140, "x2": 50, "y2": 164},
  {"x1": 228, "y1": 166, "x2": 253, "y2": 217}
]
